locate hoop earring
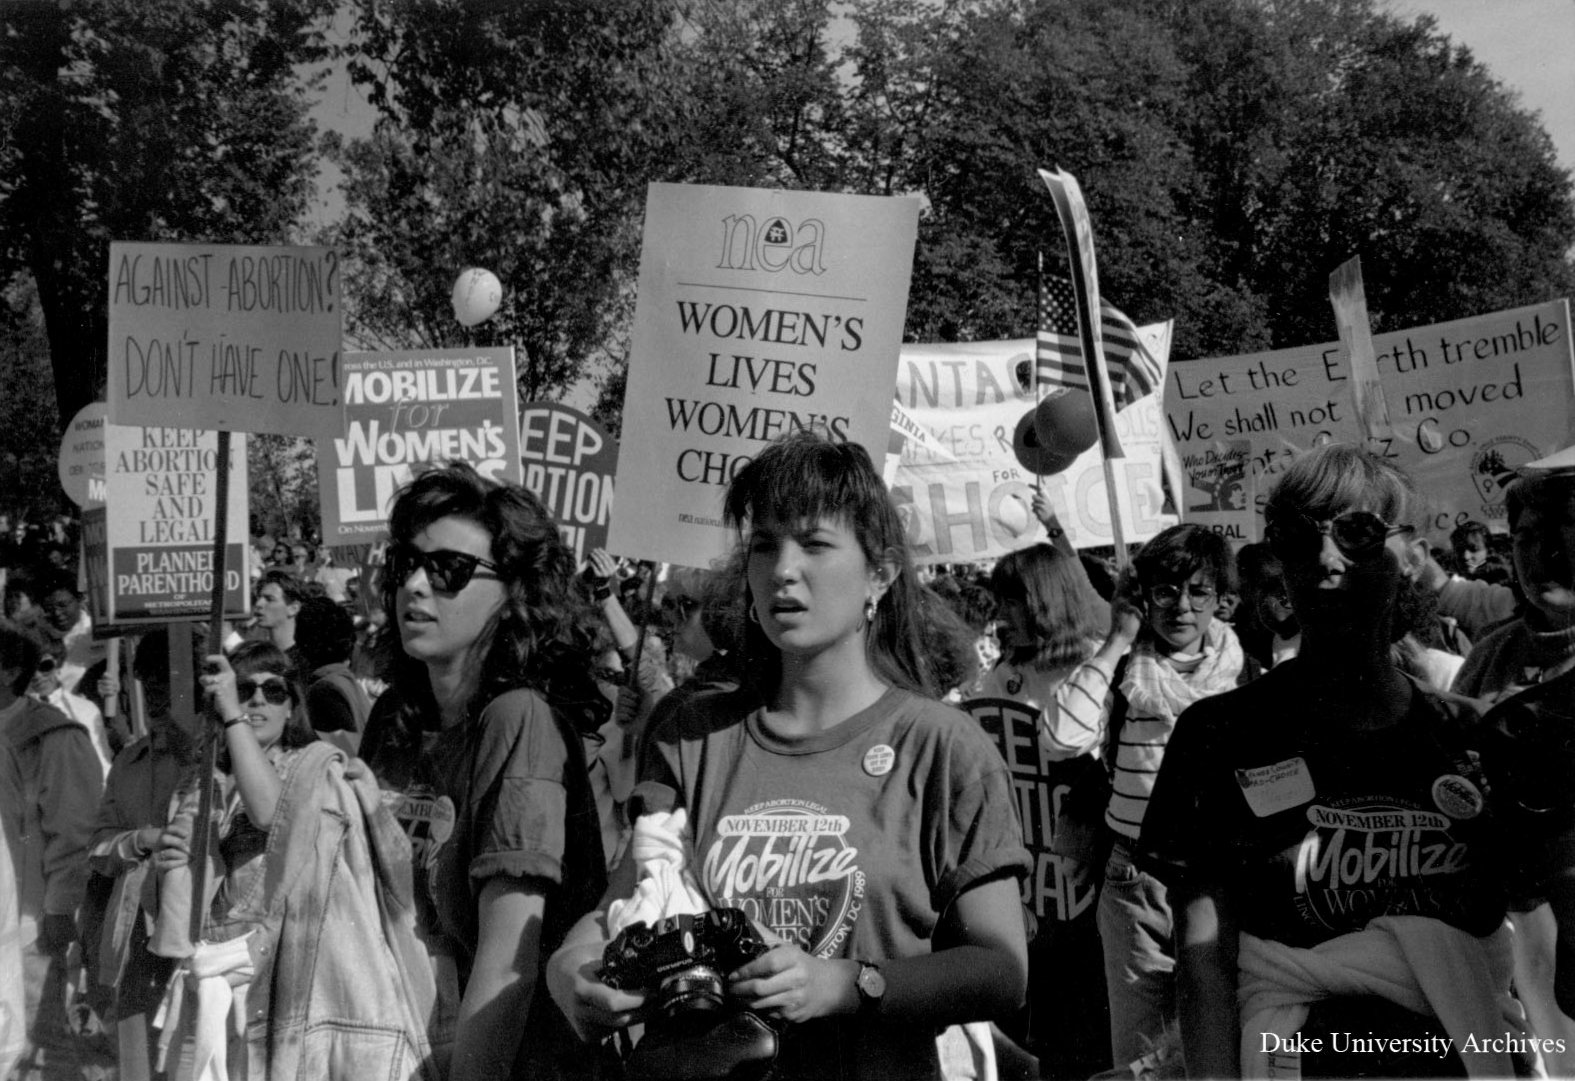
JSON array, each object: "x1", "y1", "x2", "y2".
[{"x1": 748, "y1": 604, "x2": 761, "y2": 625}]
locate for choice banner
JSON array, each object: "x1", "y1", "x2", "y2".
[
  {"x1": 107, "y1": 242, "x2": 343, "y2": 437},
  {"x1": 1167, "y1": 300, "x2": 1575, "y2": 533},
  {"x1": 608, "y1": 183, "x2": 920, "y2": 568},
  {"x1": 103, "y1": 424, "x2": 249, "y2": 624},
  {"x1": 318, "y1": 347, "x2": 522, "y2": 544},
  {"x1": 891, "y1": 337, "x2": 1175, "y2": 564}
]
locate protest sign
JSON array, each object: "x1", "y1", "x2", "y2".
[
  {"x1": 318, "y1": 347, "x2": 522, "y2": 544},
  {"x1": 107, "y1": 242, "x2": 342, "y2": 436},
  {"x1": 102, "y1": 423, "x2": 248, "y2": 624},
  {"x1": 965, "y1": 697, "x2": 1098, "y2": 924},
  {"x1": 890, "y1": 336, "x2": 1175, "y2": 564},
  {"x1": 609, "y1": 183, "x2": 920, "y2": 567},
  {"x1": 1180, "y1": 439, "x2": 1258, "y2": 544},
  {"x1": 1166, "y1": 300, "x2": 1575, "y2": 534},
  {"x1": 58, "y1": 402, "x2": 107, "y2": 508},
  {"x1": 520, "y1": 402, "x2": 617, "y2": 564}
]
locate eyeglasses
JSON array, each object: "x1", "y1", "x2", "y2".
[
  {"x1": 1147, "y1": 582, "x2": 1218, "y2": 610},
  {"x1": 237, "y1": 677, "x2": 292, "y2": 705},
  {"x1": 1267, "y1": 511, "x2": 1414, "y2": 561},
  {"x1": 386, "y1": 543, "x2": 501, "y2": 593}
]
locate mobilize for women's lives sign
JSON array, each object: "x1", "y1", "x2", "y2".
[
  {"x1": 1166, "y1": 299, "x2": 1575, "y2": 534},
  {"x1": 608, "y1": 183, "x2": 920, "y2": 568},
  {"x1": 107, "y1": 242, "x2": 343, "y2": 437},
  {"x1": 101, "y1": 424, "x2": 249, "y2": 624},
  {"x1": 318, "y1": 348, "x2": 524, "y2": 544}
]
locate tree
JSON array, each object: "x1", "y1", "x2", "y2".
[
  {"x1": 0, "y1": 0, "x2": 337, "y2": 433},
  {"x1": 325, "y1": 0, "x2": 697, "y2": 403},
  {"x1": 0, "y1": 279, "x2": 64, "y2": 521}
]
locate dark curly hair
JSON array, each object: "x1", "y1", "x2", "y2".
[
  {"x1": 723, "y1": 430, "x2": 932, "y2": 696},
  {"x1": 375, "y1": 462, "x2": 608, "y2": 754}
]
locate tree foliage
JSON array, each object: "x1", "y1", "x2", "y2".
[
  {"x1": 324, "y1": 0, "x2": 695, "y2": 403},
  {"x1": 0, "y1": 0, "x2": 336, "y2": 431}
]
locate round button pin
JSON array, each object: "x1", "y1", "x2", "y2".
[
  {"x1": 863, "y1": 744, "x2": 895, "y2": 777},
  {"x1": 1431, "y1": 774, "x2": 1484, "y2": 820}
]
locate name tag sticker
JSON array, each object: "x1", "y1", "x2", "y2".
[{"x1": 1235, "y1": 757, "x2": 1315, "y2": 818}]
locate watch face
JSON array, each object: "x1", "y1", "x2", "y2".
[{"x1": 858, "y1": 964, "x2": 885, "y2": 999}]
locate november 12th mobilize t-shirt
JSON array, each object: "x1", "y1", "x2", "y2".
[{"x1": 638, "y1": 684, "x2": 1030, "y2": 1081}]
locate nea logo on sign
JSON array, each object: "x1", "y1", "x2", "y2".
[{"x1": 717, "y1": 215, "x2": 827, "y2": 276}]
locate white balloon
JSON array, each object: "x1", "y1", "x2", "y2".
[{"x1": 452, "y1": 267, "x2": 503, "y2": 327}]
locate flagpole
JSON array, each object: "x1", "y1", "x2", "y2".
[
  {"x1": 1035, "y1": 251, "x2": 1045, "y2": 502},
  {"x1": 1039, "y1": 168, "x2": 1130, "y2": 570}
]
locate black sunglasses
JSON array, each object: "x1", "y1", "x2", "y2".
[
  {"x1": 237, "y1": 677, "x2": 292, "y2": 705},
  {"x1": 386, "y1": 543, "x2": 501, "y2": 593},
  {"x1": 1267, "y1": 511, "x2": 1414, "y2": 560}
]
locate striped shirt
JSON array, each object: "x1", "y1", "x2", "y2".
[{"x1": 1043, "y1": 651, "x2": 1207, "y2": 841}]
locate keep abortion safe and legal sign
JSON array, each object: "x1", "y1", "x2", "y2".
[
  {"x1": 102, "y1": 424, "x2": 249, "y2": 624},
  {"x1": 609, "y1": 183, "x2": 920, "y2": 568},
  {"x1": 107, "y1": 242, "x2": 343, "y2": 437}
]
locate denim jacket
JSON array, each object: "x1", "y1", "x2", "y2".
[{"x1": 230, "y1": 741, "x2": 439, "y2": 1080}]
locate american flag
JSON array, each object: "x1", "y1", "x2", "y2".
[{"x1": 1036, "y1": 274, "x2": 1162, "y2": 408}]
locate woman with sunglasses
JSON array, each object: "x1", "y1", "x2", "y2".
[
  {"x1": 1143, "y1": 445, "x2": 1527, "y2": 1078},
  {"x1": 1034, "y1": 521, "x2": 1243, "y2": 1071},
  {"x1": 547, "y1": 430, "x2": 1031, "y2": 1081},
  {"x1": 357, "y1": 462, "x2": 608, "y2": 1080},
  {"x1": 155, "y1": 642, "x2": 317, "y2": 938}
]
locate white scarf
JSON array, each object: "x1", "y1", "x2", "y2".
[{"x1": 1121, "y1": 619, "x2": 1243, "y2": 724}]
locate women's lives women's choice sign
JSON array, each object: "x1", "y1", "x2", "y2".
[
  {"x1": 103, "y1": 424, "x2": 249, "y2": 623},
  {"x1": 890, "y1": 337, "x2": 1175, "y2": 564},
  {"x1": 520, "y1": 402, "x2": 618, "y2": 565},
  {"x1": 1166, "y1": 300, "x2": 1575, "y2": 533},
  {"x1": 609, "y1": 183, "x2": 920, "y2": 568},
  {"x1": 318, "y1": 347, "x2": 524, "y2": 544},
  {"x1": 107, "y1": 242, "x2": 343, "y2": 437}
]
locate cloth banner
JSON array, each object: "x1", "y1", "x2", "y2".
[
  {"x1": 889, "y1": 333, "x2": 1175, "y2": 565},
  {"x1": 1165, "y1": 300, "x2": 1575, "y2": 534}
]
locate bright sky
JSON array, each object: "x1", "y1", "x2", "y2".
[{"x1": 1387, "y1": 0, "x2": 1575, "y2": 172}]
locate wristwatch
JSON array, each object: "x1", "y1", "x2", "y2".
[{"x1": 854, "y1": 961, "x2": 885, "y2": 1015}]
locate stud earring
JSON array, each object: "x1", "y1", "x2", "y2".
[{"x1": 864, "y1": 596, "x2": 877, "y2": 625}]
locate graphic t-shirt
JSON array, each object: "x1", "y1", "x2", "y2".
[
  {"x1": 639, "y1": 685, "x2": 1031, "y2": 1081},
  {"x1": 359, "y1": 686, "x2": 606, "y2": 1079},
  {"x1": 1143, "y1": 664, "x2": 1505, "y2": 948}
]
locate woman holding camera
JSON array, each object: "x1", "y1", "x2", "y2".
[
  {"x1": 548, "y1": 430, "x2": 1031, "y2": 1081},
  {"x1": 358, "y1": 462, "x2": 609, "y2": 1079}
]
